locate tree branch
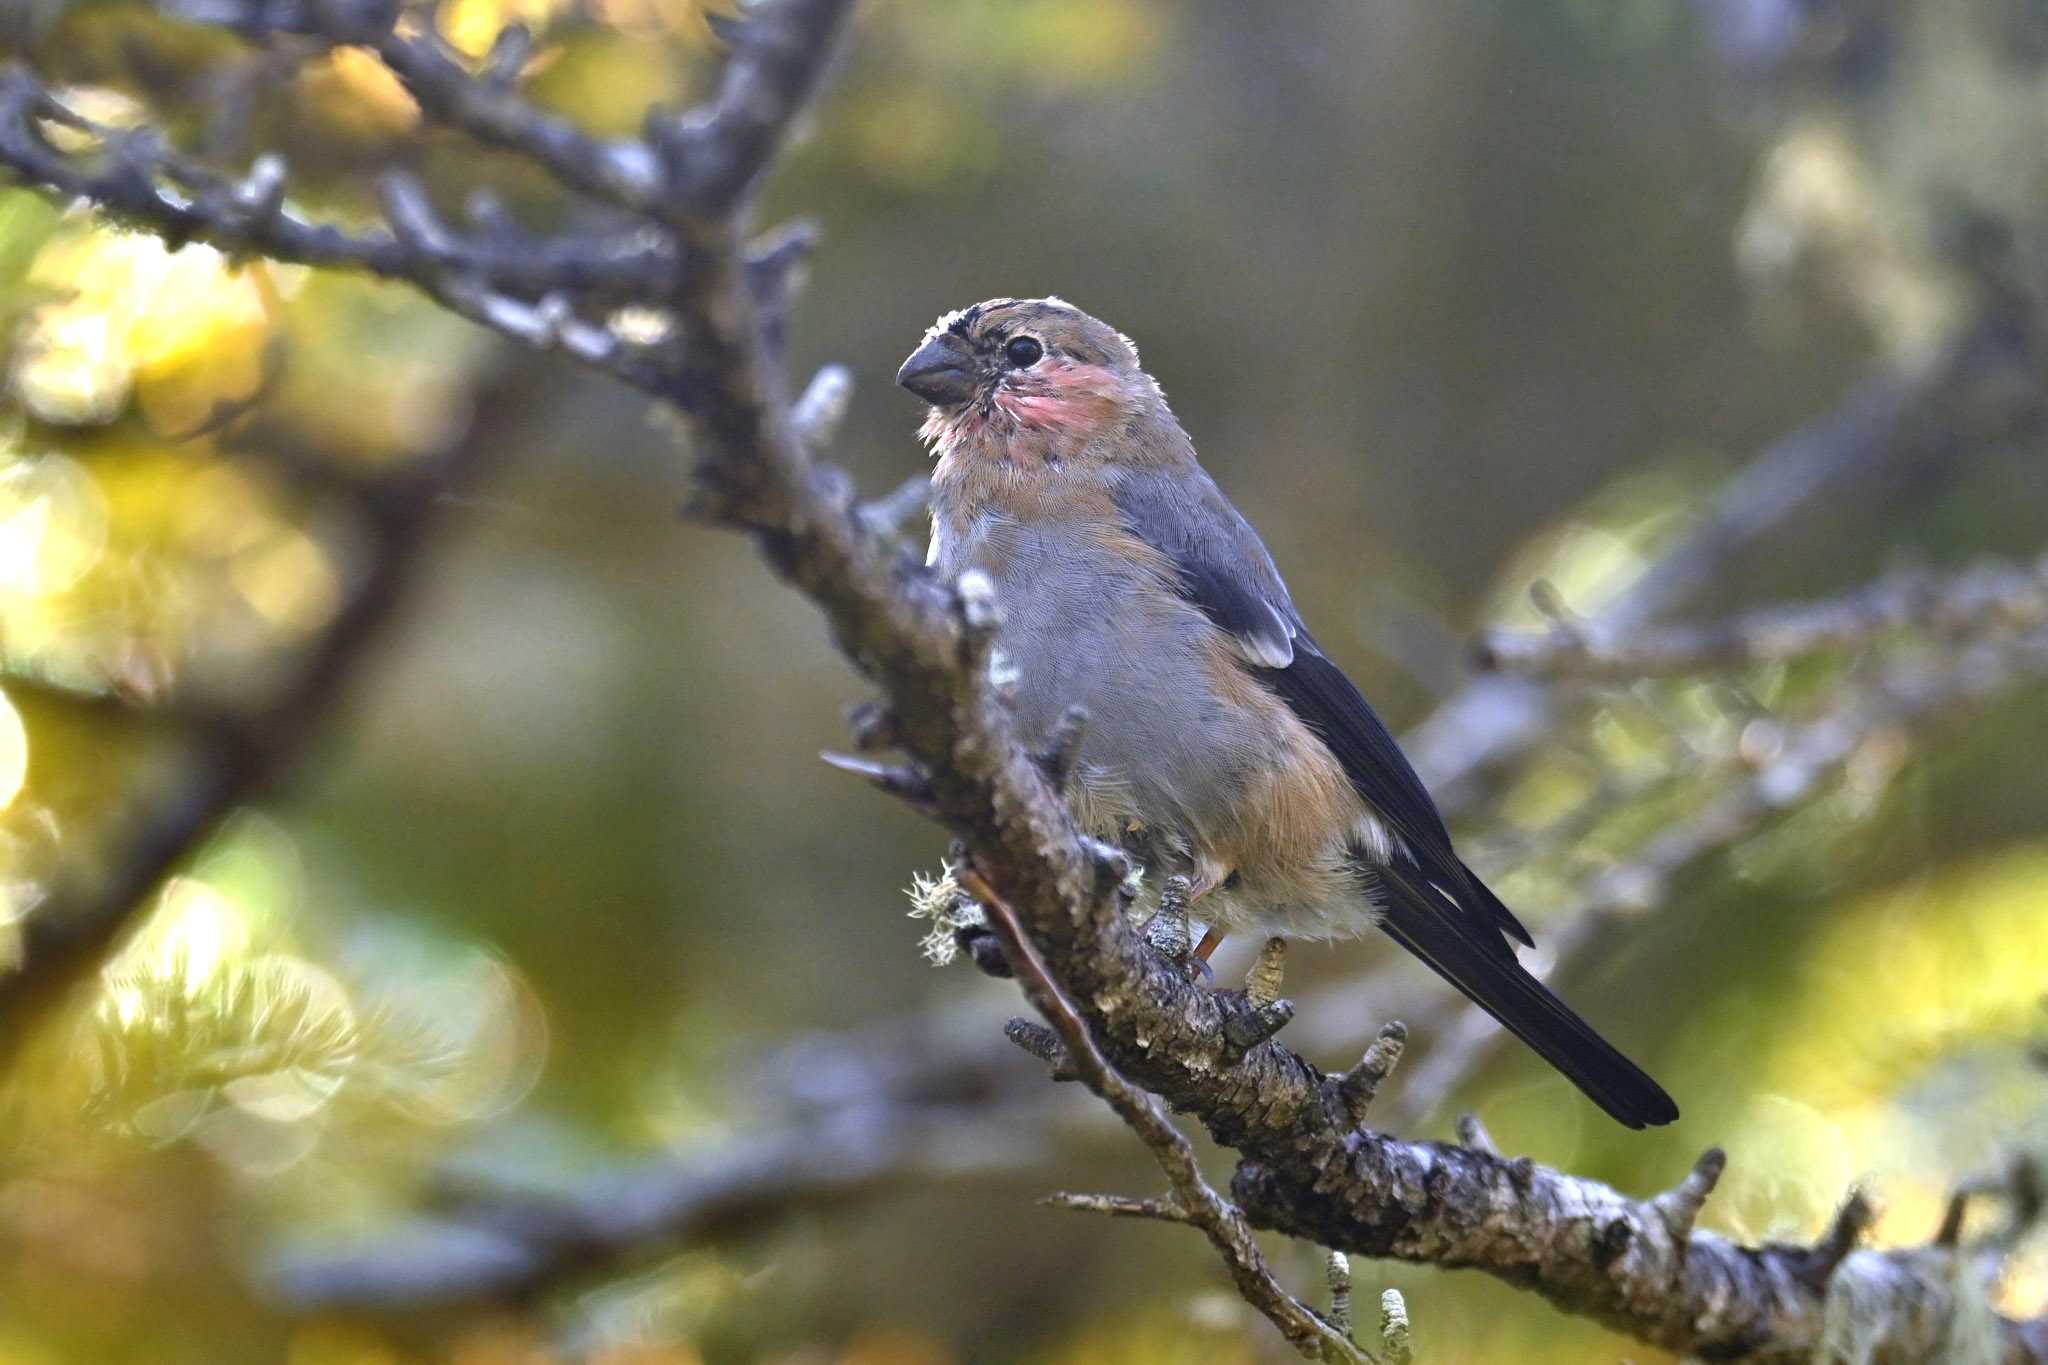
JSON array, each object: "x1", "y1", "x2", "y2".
[
  {"x1": 1, "y1": 4, "x2": 2042, "y2": 1361},
  {"x1": 1477, "y1": 554, "x2": 2048, "y2": 681},
  {"x1": 0, "y1": 68, "x2": 678, "y2": 305},
  {"x1": 1406, "y1": 333, "x2": 2041, "y2": 806},
  {"x1": 265, "y1": 1103, "x2": 1042, "y2": 1311},
  {"x1": 971, "y1": 870, "x2": 1368, "y2": 1363},
  {"x1": 1384, "y1": 615, "x2": 2048, "y2": 1130}
]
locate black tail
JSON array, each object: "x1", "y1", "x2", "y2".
[{"x1": 1372, "y1": 862, "x2": 1678, "y2": 1129}]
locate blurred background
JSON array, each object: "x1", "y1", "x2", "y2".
[{"x1": 2, "y1": 0, "x2": 2047, "y2": 1360}]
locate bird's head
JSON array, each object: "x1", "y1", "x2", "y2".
[{"x1": 897, "y1": 297, "x2": 1161, "y2": 459}]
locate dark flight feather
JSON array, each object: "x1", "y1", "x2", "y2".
[{"x1": 1371, "y1": 861, "x2": 1678, "y2": 1128}]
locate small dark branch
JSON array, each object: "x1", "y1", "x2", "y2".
[
  {"x1": 2008, "y1": 1154, "x2": 2046, "y2": 1234},
  {"x1": 1042, "y1": 1192, "x2": 1191, "y2": 1224},
  {"x1": 1652, "y1": 1147, "x2": 1726, "y2": 1244},
  {"x1": 842, "y1": 699, "x2": 901, "y2": 752},
  {"x1": 343, "y1": 9, "x2": 671, "y2": 216},
  {"x1": 1936, "y1": 1186, "x2": 1976, "y2": 1250},
  {"x1": 642, "y1": 0, "x2": 855, "y2": 216},
  {"x1": 1792, "y1": 1189, "x2": 1876, "y2": 1293},
  {"x1": 742, "y1": 220, "x2": 819, "y2": 357},
  {"x1": 372, "y1": 172, "x2": 678, "y2": 305},
  {"x1": 1454, "y1": 1112, "x2": 1498, "y2": 1156},
  {"x1": 1947, "y1": 1155, "x2": 2048, "y2": 1254},
  {"x1": 478, "y1": 23, "x2": 534, "y2": 89},
  {"x1": 818, "y1": 750, "x2": 936, "y2": 809},
  {"x1": 1478, "y1": 554, "x2": 2048, "y2": 680},
  {"x1": 1333, "y1": 1022, "x2": 1407, "y2": 1130},
  {"x1": 1029, "y1": 706, "x2": 1091, "y2": 794},
  {"x1": 1003, "y1": 1017, "x2": 1073, "y2": 1079}
]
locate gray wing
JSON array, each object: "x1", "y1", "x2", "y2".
[
  {"x1": 1108, "y1": 464, "x2": 1532, "y2": 948},
  {"x1": 1109, "y1": 466, "x2": 1299, "y2": 669}
]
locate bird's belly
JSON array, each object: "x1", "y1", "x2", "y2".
[
  {"x1": 1001, "y1": 593, "x2": 1245, "y2": 827},
  {"x1": 987, "y1": 555, "x2": 1379, "y2": 941}
]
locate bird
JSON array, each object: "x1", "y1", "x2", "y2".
[{"x1": 894, "y1": 296, "x2": 1678, "y2": 1129}]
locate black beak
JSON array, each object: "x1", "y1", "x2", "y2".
[{"x1": 896, "y1": 334, "x2": 980, "y2": 406}]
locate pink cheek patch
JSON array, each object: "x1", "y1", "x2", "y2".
[
  {"x1": 993, "y1": 360, "x2": 1120, "y2": 430},
  {"x1": 994, "y1": 392, "x2": 1087, "y2": 427}
]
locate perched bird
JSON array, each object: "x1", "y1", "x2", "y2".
[{"x1": 896, "y1": 296, "x2": 1678, "y2": 1129}]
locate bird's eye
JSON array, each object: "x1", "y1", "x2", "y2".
[{"x1": 1004, "y1": 335, "x2": 1044, "y2": 369}]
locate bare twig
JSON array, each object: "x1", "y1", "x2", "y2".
[
  {"x1": 1478, "y1": 554, "x2": 2048, "y2": 680},
  {"x1": 971, "y1": 878, "x2": 1367, "y2": 1363},
  {"x1": 1385, "y1": 619, "x2": 2048, "y2": 1128},
  {"x1": 0, "y1": 69, "x2": 679, "y2": 305},
  {"x1": 267, "y1": 1103, "x2": 1041, "y2": 1310},
  {"x1": 1408, "y1": 339, "x2": 2040, "y2": 805},
  {"x1": 1042, "y1": 1192, "x2": 1193, "y2": 1224}
]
